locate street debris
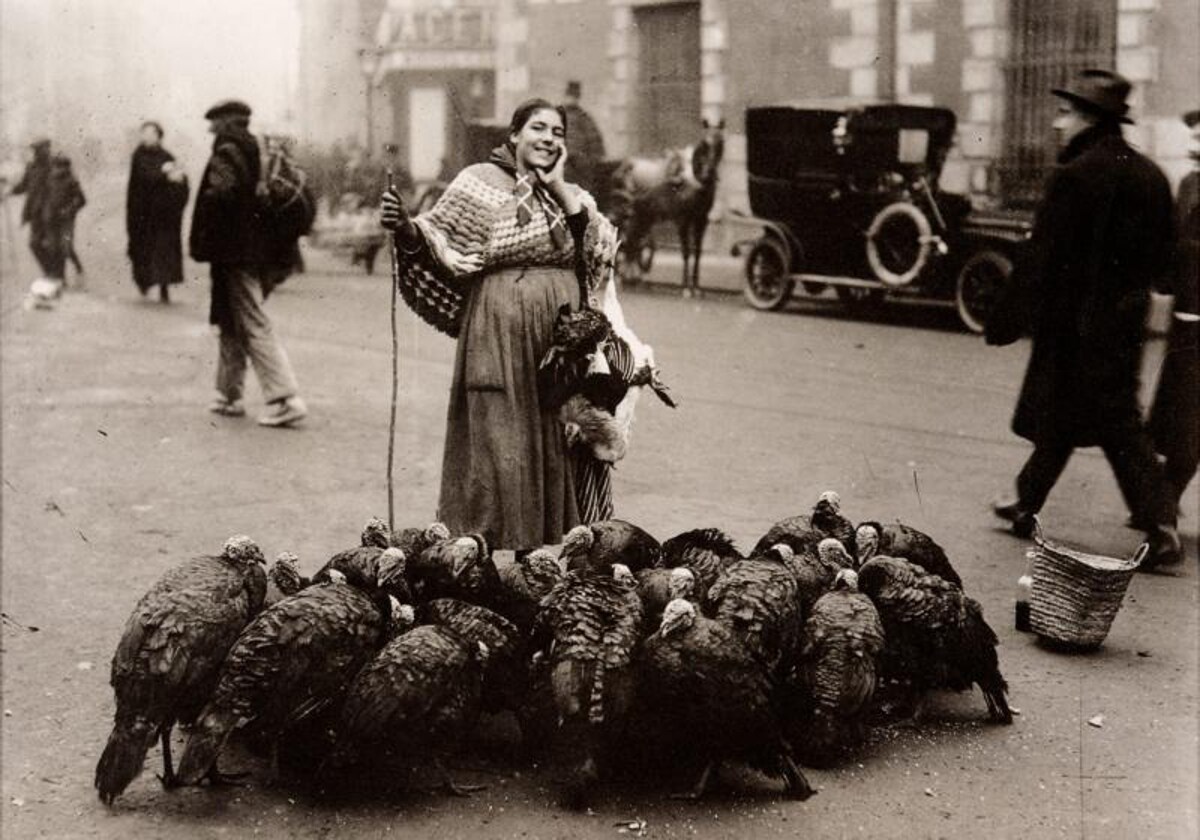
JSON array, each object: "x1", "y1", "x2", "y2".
[{"x1": 1087, "y1": 715, "x2": 1104, "y2": 728}]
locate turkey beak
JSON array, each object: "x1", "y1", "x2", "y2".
[{"x1": 450, "y1": 538, "x2": 477, "y2": 579}]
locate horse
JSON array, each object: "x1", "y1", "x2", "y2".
[{"x1": 608, "y1": 119, "x2": 725, "y2": 296}]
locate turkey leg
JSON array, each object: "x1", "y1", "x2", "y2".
[
  {"x1": 434, "y1": 757, "x2": 486, "y2": 797},
  {"x1": 670, "y1": 760, "x2": 716, "y2": 800},
  {"x1": 782, "y1": 754, "x2": 816, "y2": 801},
  {"x1": 156, "y1": 726, "x2": 179, "y2": 789}
]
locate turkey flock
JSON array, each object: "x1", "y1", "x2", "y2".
[{"x1": 96, "y1": 491, "x2": 1013, "y2": 810}]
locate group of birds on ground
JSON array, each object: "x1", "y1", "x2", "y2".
[{"x1": 95, "y1": 491, "x2": 1013, "y2": 811}]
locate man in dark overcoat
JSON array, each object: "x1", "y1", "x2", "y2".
[
  {"x1": 987, "y1": 69, "x2": 1181, "y2": 569},
  {"x1": 9, "y1": 138, "x2": 54, "y2": 275},
  {"x1": 561, "y1": 80, "x2": 607, "y2": 196},
  {"x1": 1148, "y1": 108, "x2": 1200, "y2": 511},
  {"x1": 189, "y1": 99, "x2": 307, "y2": 427}
]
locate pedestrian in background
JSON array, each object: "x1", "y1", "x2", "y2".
[
  {"x1": 9, "y1": 138, "x2": 54, "y2": 279},
  {"x1": 380, "y1": 97, "x2": 618, "y2": 552},
  {"x1": 127, "y1": 121, "x2": 188, "y2": 302},
  {"x1": 189, "y1": 99, "x2": 307, "y2": 427},
  {"x1": 987, "y1": 69, "x2": 1182, "y2": 569},
  {"x1": 41, "y1": 154, "x2": 87, "y2": 284},
  {"x1": 1148, "y1": 108, "x2": 1200, "y2": 512},
  {"x1": 560, "y1": 80, "x2": 606, "y2": 196}
]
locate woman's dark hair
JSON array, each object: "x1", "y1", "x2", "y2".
[
  {"x1": 140, "y1": 121, "x2": 164, "y2": 139},
  {"x1": 508, "y1": 98, "x2": 568, "y2": 137}
]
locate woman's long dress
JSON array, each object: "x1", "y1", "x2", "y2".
[
  {"x1": 127, "y1": 145, "x2": 188, "y2": 292},
  {"x1": 401, "y1": 161, "x2": 616, "y2": 550}
]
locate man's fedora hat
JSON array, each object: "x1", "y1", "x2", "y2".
[
  {"x1": 1051, "y1": 69, "x2": 1134, "y2": 124},
  {"x1": 204, "y1": 99, "x2": 252, "y2": 120},
  {"x1": 1184, "y1": 109, "x2": 1200, "y2": 128}
]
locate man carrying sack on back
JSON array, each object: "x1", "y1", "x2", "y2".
[{"x1": 190, "y1": 99, "x2": 308, "y2": 428}]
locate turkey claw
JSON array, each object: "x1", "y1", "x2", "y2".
[
  {"x1": 155, "y1": 772, "x2": 181, "y2": 790},
  {"x1": 205, "y1": 767, "x2": 250, "y2": 787},
  {"x1": 441, "y1": 780, "x2": 486, "y2": 797}
]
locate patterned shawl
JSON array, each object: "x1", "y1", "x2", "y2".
[{"x1": 395, "y1": 154, "x2": 617, "y2": 336}]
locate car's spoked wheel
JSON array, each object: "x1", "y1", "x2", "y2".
[
  {"x1": 956, "y1": 250, "x2": 1013, "y2": 334},
  {"x1": 743, "y1": 240, "x2": 793, "y2": 311}
]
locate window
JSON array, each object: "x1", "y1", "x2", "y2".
[
  {"x1": 634, "y1": 2, "x2": 701, "y2": 153},
  {"x1": 999, "y1": 0, "x2": 1116, "y2": 206}
]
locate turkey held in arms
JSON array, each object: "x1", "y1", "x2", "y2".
[
  {"x1": 795, "y1": 569, "x2": 886, "y2": 765},
  {"x1": 638, "y1": 599, "x2": 815, "y2": 800},
  {"x1": 95, "y1": 535, "x2": 268, "y2": 805},
  {"x1": 176, "y1": 577, "x2": 412, "y2": 785},
  {"x1": 857, "y1": 556, "x2": 1012, "y2": 725}
]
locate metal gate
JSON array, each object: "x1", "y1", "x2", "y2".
[
  {"x1": 999, "y1": 0, "x2": 1117, "y2": 206},
  {"x1": 634, "y1": 1, "x2": 701, "y2": 154}
]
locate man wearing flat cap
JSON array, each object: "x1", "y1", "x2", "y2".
[
  {"x1": 988, "y1": 69, "x2": 1182, "y2": 569},
  {"x1": 189, "y1": 99, "x2": 307, "y2": 427},
  {"x1": 1148, "y1": 108, "x2": 1200, "y2": 514}
]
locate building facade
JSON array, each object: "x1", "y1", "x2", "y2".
[{"x1": 302, "y1": 0, "x2": 1198, "y2": 242}]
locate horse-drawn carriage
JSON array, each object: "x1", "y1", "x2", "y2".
[{"x1": 734, "y1": 104, "x2": 1031, "y2": 332}]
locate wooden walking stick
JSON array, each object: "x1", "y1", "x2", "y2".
[{"x1": 385, "y1": 169, "x2": 401, "y2": 533}]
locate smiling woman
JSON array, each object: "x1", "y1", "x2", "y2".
[{"x1": 380, "y1": 98, "x2": 618, "y2": 552}]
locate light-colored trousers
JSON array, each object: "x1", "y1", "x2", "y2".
[{"x1": 214, "y1": 265, "x2": 299, "y2": 404}]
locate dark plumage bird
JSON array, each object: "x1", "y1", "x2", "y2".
[
  {"x1": 754, "y1": 490, "x2": 855, "y2": 558},
  {"x1": 560, "y1": 519, "x2": 661, "y2": 576},
  {"x1": 422, "y1": 598, "x2": 526, "y2": 715},
  {"x1": 855, "y1": 521, "x2": 962, "y2": 589},
  {"x1": 494, "y1": 547, "x2": 563, "y2": 632},
  {"x1": 795, "y1": 569, "x2": 886, "y2": 765},
  {"x1": 272, "y1": 547, "x2": 413, "y2": 604},
  {"x1": 635, "y1": 566, "x2": 697, "y2": 630},
  {"x1": 703, "y1": 544, "x2": 806, "y2": 677},
  {"x1": 638, "y1": 599, "x2": 814, "y2": 800},
  {"x1": 407, "y1": 533, "x2": 497, "y2": 605},
  {"x1": 326, "y1": 623, "x2": 490, "y2": 795},
  {"x1": 659, "y1": 527, "x2": 742, "y2": 601},
  {"x1": 531, "y1": 568, "x2": 644, "y2": 809},
  {"x1": 176, "y1": 578, "x2": 411, "y2": 784},
  {"x1": 95, "y1": 536, "x2": 267, "y2": 805},
  {"x1": 390, "y1": 520, "x2": 452, "y2": 559},
  {"x1": 857, "y1": 556, "x2": 1012, "y2": 725}
]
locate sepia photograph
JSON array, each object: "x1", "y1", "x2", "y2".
[{"x1": 0, "y1": 0, "x2": 1196, "y2": 837}]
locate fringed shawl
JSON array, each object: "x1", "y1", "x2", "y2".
[{"x1": 396, "y1": 160, "x2": 618, "y2": 337}]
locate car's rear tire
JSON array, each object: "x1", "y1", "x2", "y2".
[
  {"x1": 956, "y1": 249, "x2": 1012, "y2": 334},
  {"x1": 743, "y1": 239, "x2": 793, "y2": 311}
]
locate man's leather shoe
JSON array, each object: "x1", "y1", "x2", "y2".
[
  {"x1": 993, "y1": 500, "x2": 1036, "y2": 538},
  {"x1": 1141, "y1": 526, "x2": 1183, "y2": 571}
]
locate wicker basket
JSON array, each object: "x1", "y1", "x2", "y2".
[{"x1": 1028, "y1": 519, "x2": 1147, "y2": 650}]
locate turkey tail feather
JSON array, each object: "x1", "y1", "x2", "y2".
[
  {"x1": 176, "y1": 707, "x2": 238, "y2": 785},
  {"x1": 980, "y1": 672, "x2": 1013, "y2": 724},
  {"x1": 94, "y1": 718, "x2": 158, "y2": 805},
  {"x1": 587, "y1": 659, "x2": 607, "y2": 725}
]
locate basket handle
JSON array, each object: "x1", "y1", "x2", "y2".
[
  {"x1": 1032, "y1": 514, "x2": 1044, "y2": 546},
  {"x1": 1129, "y1": 541, "x2": 1149, "y2": 569}
]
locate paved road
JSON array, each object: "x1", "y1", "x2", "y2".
[{"x1": 1, "y1": 183, "x2": 1196, "y2": 838}]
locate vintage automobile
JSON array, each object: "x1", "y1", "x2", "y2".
[{"x1": 734, "y1": 104, "x2": 1032, "y2": 332}]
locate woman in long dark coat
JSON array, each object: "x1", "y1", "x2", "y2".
[
  {"x1": 127, "y1": 121, "x2": 189, "y2": 302},
  {"x1": 381, "y1": 98, "x2": 619, "y2": 552}
]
